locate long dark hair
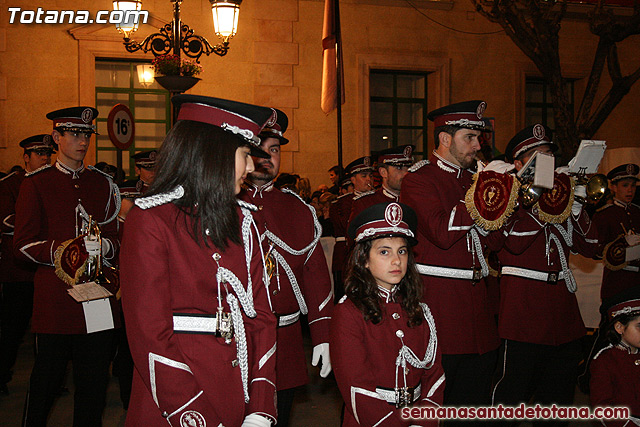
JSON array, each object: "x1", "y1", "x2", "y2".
[
  {"x1": 145, "y1": 120, "x2": 242, "y2": 249},
  {"x1": 604, "y1": 313, "x2": 640, "y2": 347},
  {"x1": 344, "y1": 238, "x2": 423, "y2": 327}
]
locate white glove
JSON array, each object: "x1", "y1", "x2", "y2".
[
  {"x1": 312, "y1": 343, "x2": 332, "y2": 378},
  {"x1": 241, "y1": 413, "x2": 271, "y2": 427},
  {"x1": 84, "y1": 237, "x2": 100, "y2": 257},
  {"x1": 556, "y1": 166, "x2": 570, "y2": 175},
  {"x1": 572, "y1": 185, "x2": 587, "y2": 216},
  {"x1": 482, "y1": 160, "x2": 515, "y2": 174},
  {"x1": 625, "y1": 234, "x2": 640, "y2": 247}
]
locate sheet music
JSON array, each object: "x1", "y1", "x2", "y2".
[
  {"x1": 568, "y1": 140, "x2": 607, "y2": 175},
  {"x1": 67, "y1": 281, "x2": 113, "y2": 303}
]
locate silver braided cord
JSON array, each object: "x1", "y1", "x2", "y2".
[
  {"x1": 227, "y1": 293, "x2": 250, "y2": 403},
  {"x1": 135, "y1": 185, "x2": 185, "y2": 210},
  {"x1": 395, "y1": 303, "x2": 438, "y2": 371},
  {"x1": 240, "y1": 207, "x2": 256, "y2": 299},
  {"x1": 548, "y1": 233, "x2": 577, "y2": 293},
  {"x1": 553, "y1": 220, "x2": 573, "y2": 247},
  {"x1": 217, "y1": 266, "x2": 256, "y2": 318},
  {"x1": 271, "y1": 248, "x2": 308, "y2": 315},
  {"x1": 469, "y1": 228, "x2": 490, "y2": 277}
]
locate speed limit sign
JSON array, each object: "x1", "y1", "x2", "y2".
[{"x1": 107, "y1": 104, "x2": 135, "y2": 150}]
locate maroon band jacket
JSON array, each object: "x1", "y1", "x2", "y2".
[
  {"x1": 400, "y1": 154, "x2": 501, "y2": 355},
  {"x1": 0, "y1": 170, "x2": 36, "y2": 283},
  {"x1": 120, "y1": 197, "x2": 277, "y2": 426},
  {"x1": 13, "y1": 162, "x2": 120, "y2": 334},
  {"x1": 240, "y1": 182, "x2": 333, "y2": 390},
  {"x1": 349, "y1": 187, "x2": 399, "y2": 227},
  {"x1": 498, "y1": 207, "x2": 598, "y2": 345},
  {"x1": 590, "y1": 344, "x2": 640, "y2": 427},
  {"x1": 593, "y1": 200, "x2": 640, "y2": 300},
  {"x1": 330, "y1": 192, "x2": 355, "y2": 274},
  {"x1": 331, "y1": 289, "x2": 444, "y2": 426}
]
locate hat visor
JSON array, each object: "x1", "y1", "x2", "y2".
[{"x1": 249, "y1": 144, "x2": 270, "y2": 159}]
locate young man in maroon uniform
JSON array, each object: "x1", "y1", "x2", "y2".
[
  {"x1": 492, "y1": 124, "x2": 599, "y2": 426},
  {"x1": 593, "y1": 163, "x2": 640, "y2": 300},
  {"x1": 239, "y1": 108, "x2": 333, "y2": 427},
  {"x1": 14, "y1": 107, "x2": 121, "y2": 426},
  {"x1": 330, "y1": 156, "x2": 373, "y2": 303},
  {"x1": 400, "y1": 100, "x2": 501, "y2": 413},
  {"x1": 0, "y1": 135, "x2": 55, "y2": 395},
  {"x1": 349, "y1": 144, "x2": 414, "y2": 224}
]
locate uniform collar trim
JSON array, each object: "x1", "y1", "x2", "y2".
[
  {"x1": 433, "y1": 151, "x2": 460, "y2": 174},
  {"x1": 377, "y1": 285, "x2": 398, "y2": 303},
  {"x1": 244, "y1": 180, "x2": 274, "y2": 198},
  {"x1": 614, "y1": 198, "x2": 630, "y2": 209},
  {"x1": 56, "y1": 160, "x2": 84, "y2": 179},
  {"x1": 382, "y1": 185, "x2": 399, "y2": 200}
]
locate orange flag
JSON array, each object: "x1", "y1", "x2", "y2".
[{"x1": 321, "y1": 0, "x2": 344, "y2": 114}]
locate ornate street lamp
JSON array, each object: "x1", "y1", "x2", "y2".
[{"x1": 113, "y1": 0, "x2": 242, "y2": 62}]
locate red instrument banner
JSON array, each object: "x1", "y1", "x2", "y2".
[
  {"x1": 54, "y1": 236, "x2": 89, "y2": 287},
  {"x1": 536, "y1": 173, "x2": 574, "y2": 224},
  {"x1": 465, "y1": 170, "x2": 520, "y2": 231},
  {"x1": 603, "y1": 234, "x2": 628, "y2": 271}
]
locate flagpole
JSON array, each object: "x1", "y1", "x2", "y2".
[{"x1": 335, "y1": 0, "x2": 343, "y2": 171}]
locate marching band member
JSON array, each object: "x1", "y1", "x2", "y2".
[
  {"x1": 14, "y1": 107, "x2": 121, "y2": 426},
  {"x1": 589, "y1": 286, "x2": 640, "y2": 427},
  {"x1": 593, "y1": 164, "x2": 640, "y2": 300},
  {"x1": 239, "y1": 108, "x2": 333, "y2": 427},
  {"x1": 492, "y1": 124, "x2": 599, "y2": 425},
  {"x1": 0, "y1": 135, "x2": 54, "y2": 395},
  {"x1": 331, "y1": 202, "x2": 444, "y2": 427},
  {"x1": 349, "y1": 145, "x2": 414, "y2": 223},
  {"x1": 400, "y1": 101, "x2": 501, "y2": 411},
  {"x1": 330, "y1": 156, "x2": 374, "y2": 302},
  {"x1": 120, "y1": 95, "x2": 277, "y2": 427}
]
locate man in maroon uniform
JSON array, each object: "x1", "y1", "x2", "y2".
[
  {"x1": 0, "y1": 135, "x2": 54, "y2": 395},
  {"x1": 349, "y1": 144, "x2": 414, "y2": 224},
  {"x1": 593, "y1": 164, "x2": 640, "y2": 300},
  {"x1": 239, "y1": 108, "x2": 333, "y2": 426},
  {"x1": 330, "y1": 156, "x2": 373, "y2": 302},
  {"x1": 492, "y1": 124, "x2": 599, "y2": 425},
  {"x1": 400, "y1": 100, "x2": 500, "y2": 411},
  {"x1": 13, "y1": 107, "x2": 121, "y2": 426}
]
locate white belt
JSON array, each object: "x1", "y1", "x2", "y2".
[
  {"x1": 277, "y1": 311, "x2": 300, "y2": 327},
  {"x1": 501, "y1": 266, "x2": 564, "y2": 284},
  {"x1": 416, "y1": 263, "x2": 484, "y2": 281},
  {"x1": 335, "y1": 237, "x2": 346, "y2": 242},
  {"x1": 375, "y1": 384, "x2": 422, "y2": 407},
  {"x1": 174, "y1": 313, "x2": 218, "y2": 333},
  {"x1": 623, "y1": 265, "x2": 640, "y2": 273}
]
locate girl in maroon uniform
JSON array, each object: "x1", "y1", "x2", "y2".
[
  {"x1": 330, "y1": 202, "x2": 444, "y2": 426},
  {"x1": 589, "y1": 286, "x2": 640, "y2": 427}
]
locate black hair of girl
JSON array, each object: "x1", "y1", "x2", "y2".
[
  {"x1": 144, "y1": 120, "x2": 242, "y2": 250},
  {"x1": 344, "y1": 238, "x2": 423, "y2": 327},
  {"x1": 604, "y1": 313, "x2": 640, "y2": 346}
]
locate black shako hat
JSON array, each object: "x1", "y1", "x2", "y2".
[
  {"x1": 345, "y1": 156, "x2": 374, "y2": 176},
  {"x1": 132, "y1": 150, "x2": 158, "y2": 169},
  {"x1": 427, "y1": 100, "x2": 492, "y2": 132},
  {"x1": 607, "y1": 163, "x2": 640, "y2": 183},
  {"x1": 259, "y1": 108, "x2": 289, "y2": 145},
  {"x1": 505, "y1": 123, "x2": 557, "y2": 162},
  {"x1": 19, "y1": 134, "x2": 57, "y2": 153},
  {"x1": 376, "y1": 144, "x2": 414, "y2": 166},
  {"x1": 348, "y1": 202, "x2": 418, "y2": 246},
  {"x1": 172, "y1": 94, "x2": 274, "y2": 159},
  {"x1": 47, "y1": 106, "x2": 99, "y2": 134}
]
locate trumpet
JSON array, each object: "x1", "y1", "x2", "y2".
[
  {"x1": 82, "y1": 216, "x2": 118, "y2": 289},
  {"x1": 573, "y1": 173, "x2": 608, "y2": 205}
]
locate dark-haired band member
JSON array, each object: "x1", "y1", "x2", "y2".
[
  {"x1": 14, "y1": 107, "x2": 121, "y2": 426},
  {"x1": 593, "y1": 163, "x2": 640, "y2": 300},
  {"x1": 240, "y1": 108, "x2": 333, "y2": 426},
  {"x1": 492, "y1": 124, "x2": 598, "y2": 427},
  {"x1": 0, "y1": 135, "x2": 54, "y2": 395},
  {"x1": 331, "y1": 202, "x2": 444, "y2": 426},
  {"x1": 120, "y1": 95, "x2": 277, "y2": 427},
  {"x1": 400, "y1": 101, "x2": 501, "y2": 414}
]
